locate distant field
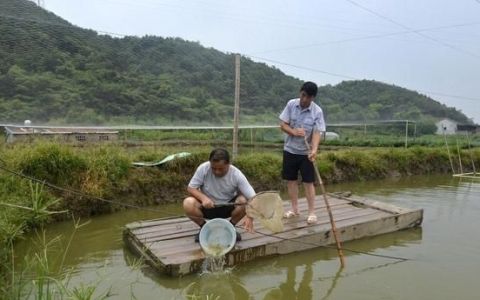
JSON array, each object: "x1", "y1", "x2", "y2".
[
  {"x1": 103, "y1": 128, "x2": 480, "y2": 148},
  {"x1": 2, "y1": 126, "x2": 479, "y2": 149}
]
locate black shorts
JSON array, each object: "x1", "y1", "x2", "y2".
[
  {"x1": 201, "y1": 196, "x2": 238, "y2": 219},
  {"x1": 282, "y1": 151, "x2": 315, "y2": 183}
]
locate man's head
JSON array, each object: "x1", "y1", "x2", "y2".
[
  {"x1": 299, "y1": 81, "x2": 318, "y2": 108},
  {"x1": 209, "y1": 148, "x2": 230, "y2": 177}
]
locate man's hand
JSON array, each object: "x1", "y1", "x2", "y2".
[
  {"x1": 293, "y1": 128, "x2": 305, "y2": 137},
  {"x1": 308, "y1": 149, "x2": 317, "y2": 162},
  {"x1": 242, "y1": 216, "x2": 254, "y2": 233},
  {"x1": 201, "y1": 197, "x2": 215, "y2": 209}
]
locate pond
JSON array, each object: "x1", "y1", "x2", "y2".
[{"x1": 16, "y1": 175, "x2": 480, "y2": 299}]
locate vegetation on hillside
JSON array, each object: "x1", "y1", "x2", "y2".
[
  {"x1": 319, "y1": 80, "x2": 472, "y2": 124},
  {"x1": 0, "y1": 0, "x2": 472, "y2": 126}
]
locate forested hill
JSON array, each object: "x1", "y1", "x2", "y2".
[
  {"x1": 318, "y1": 80, "x2": 471, "y2": 124},
  {"x1": 0, "y1": 0, "x2": 471, "y2": 125}
]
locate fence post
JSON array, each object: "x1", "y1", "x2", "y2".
[{"x1": 404, "y1": 120, "x2": 409, "y2": 148}]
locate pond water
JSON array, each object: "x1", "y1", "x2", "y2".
[{"x1": 16, "y1": 175, "x2": 480, "y2": 299}]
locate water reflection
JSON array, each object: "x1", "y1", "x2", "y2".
[
  {"x1": 186, "y1": 273, "x2": 250, "y2": 300},
  {"x1": 259, "y1": 226, "x2": 421, "y2": 300},
  {"x1": 327, "y1": 174, "x2": 462, "y2": 196},
  {"x1": 262, "y1": 262, "x2": 314, "y2": 300}
]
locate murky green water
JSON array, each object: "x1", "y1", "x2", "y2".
[{"x1": 16, "y1": 175, "x2": 480, "y2": 299}]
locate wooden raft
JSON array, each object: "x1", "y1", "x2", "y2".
[{"x1": 123, "y1": 194, "x2": 423, "y2": 276}]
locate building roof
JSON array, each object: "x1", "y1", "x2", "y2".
[
  {"x1": 3, "y1": 126, "x2": 118, "y2": 135},
  {"x1": 435, "y1": 118, "x2": 458, "y2": 125}
]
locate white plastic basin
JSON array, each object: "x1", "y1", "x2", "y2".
[{"x1": 199, "y1": 218, "x2": 236, "y2": 257}]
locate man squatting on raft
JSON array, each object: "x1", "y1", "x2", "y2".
[
  {"x1": 183, "y1": 148, "x2": 255, "y2": 242},
  {"x1": 279, "y1": 81, "x2": 326, "y2": 225}
]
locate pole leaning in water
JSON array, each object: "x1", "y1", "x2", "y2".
[{"x1": 304, "y1": 136, "x2": 345, "y2": 267}]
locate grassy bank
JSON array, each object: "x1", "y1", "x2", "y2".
[
  {"x1": 1, "y1": 142, "x2": 479, "y2": 219},
  {"x1": 1, "y1": 142, "x2": 479, "y2": 296}
]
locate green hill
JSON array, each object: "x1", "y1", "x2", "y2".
[
  {"x1": 0, "y1": 0, "x2": 471, "y2": 125},
  {"x1": 318, "y1": 80, "x2": 471, "y2": 124}
]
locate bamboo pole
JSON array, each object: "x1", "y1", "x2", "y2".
[
  {"x1": 304, "y1": 137, "x2": 345, "y2": 268},
  {"x1": 466, "y1": 132, "x2": 477, "y2": 174},
  {"x1": 455, "y1": 136, "x2": 463, "y2": 174},
  {"x1": 443, "y1": 129, "x2": 456, "y2": 174}
]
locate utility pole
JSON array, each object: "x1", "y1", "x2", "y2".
[
  {"x1": 36, "y1": 0, "x2": 45, "y2": 8},
  {"x1": 232, "y1": 54, "x2": 240, "y2": 160}
]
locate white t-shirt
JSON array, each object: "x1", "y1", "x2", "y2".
[{"x1": 188, "y1": 162, "x2": 256, "y2": 203}]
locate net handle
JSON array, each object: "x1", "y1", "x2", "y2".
[{"x1": 212, "y1": 191, "x2": 280, "y2": 207}]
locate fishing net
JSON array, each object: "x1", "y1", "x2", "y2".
[{"x1": 246, "y1": 191, "x2": 284, "y2": 233}]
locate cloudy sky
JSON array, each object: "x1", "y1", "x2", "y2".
[{"x1": 40, "y1": 0, "x2": 480, "y2": 122}]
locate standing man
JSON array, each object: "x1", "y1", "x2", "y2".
[
  {"x1": 279, "y1": 82, "x2": 326, "y2": 224},
  {"x1": 183, "y1": 148, "x2": 255, "y2": 242}
]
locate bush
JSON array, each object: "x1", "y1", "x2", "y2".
[{"x1": 17, "y1": 143, "x2": 88, "y2": 187}]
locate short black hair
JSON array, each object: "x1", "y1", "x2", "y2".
[
  {"x1": 300, "y1": 81, "x2": 318, "y2": 97},
  {"x1": 209, "y1": 148, "x2": 230, "y2": 164}
]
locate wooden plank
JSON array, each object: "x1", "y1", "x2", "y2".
[
  {"x1": 133, "y1": 201, "x2": 354, "y2": 239},
  {"x1": 128, "y1": 216, "x2": 190, "y2": 230},
  {"x1": 129, "y1": 195, "x2": 351, "y2": 230},
  {"x1": 136, "y1": 203, "x2": 363, "y2": 243},
  {"x1": 160, "y1": 209, "x2": 421, "y2": 276},
  {"x1": 160, "y1": 210, "x2": 391, "y2": 266},
  {"x1": 124, "y1": 195, "x2": 423, "y2": 277},
  {"x1": 127, "y1": 205, "x2": 383, "y2": 255},
  {"x1": 143, "y1": 206, "x2": 373, "y2": 255},
  {"x1": 452, "y1": 174, "x2": 480, "y2": 179},
  {"x1": 151, "y1": 209, "x2": 386, "y2": 261},
  {"x1": 130, "y1": 198, "x2": 350, "y2": 237},
  {"x1": 132, "y1": 195, "x2": 351, "y2": 232}
]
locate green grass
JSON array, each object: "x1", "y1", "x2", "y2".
[
  {"x1": 119, "y1": 128, "x2": 480, "y2": 149},
  {"x1": 119, "y1": 128, "x2": 284, "y2": 144}
]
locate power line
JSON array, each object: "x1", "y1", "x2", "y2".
[
  {"x1": 246, "y1": 55, "x2": 356, "y2": 80},
  {"x1": 415, "y1": 90, "x2": 480, "y2": 102},
  {"x1": 101, "y1": 0, "x2": 392, "y2": 36},
  {"x1": 344, "y1": 0, "x2": 480, "y2": 60},
  {"x1": 249, "y1": 21, "x2": 480, "y2": 55},
  {"x1": 246, "y1": 54, "x2": 480, "y2": 102}
]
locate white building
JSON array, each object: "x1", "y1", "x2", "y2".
[
  {"x1": 3, "y1": 126, "x2": 118, "y2": 143},
  {"x1": 435, "y1": 118, "x2": 458, "y2": 135}
]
